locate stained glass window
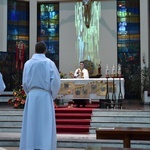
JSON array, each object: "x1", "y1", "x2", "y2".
[
  {"x1": 37, "y1": 3, "x2": 59, "y2": 69},
  {"x1": 117, "y1": 0, "x2": 141, "y2": 99},
  {"x1": 7, "y1": 0, "x2": 29, "y2": 53},
  {"x1": 3, "y1": 0, "x2": 29, "y2": 90}
]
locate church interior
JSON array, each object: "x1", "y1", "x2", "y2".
[{"x1": 0, "y1": 0, "x2": 150, "y2": 149}]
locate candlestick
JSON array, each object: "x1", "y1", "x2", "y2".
[
  {"x1": 105, "y1": 64, "x2": 109, "y2": 77},
  {"x1": 117, "y1": 64, "x2": 121, "y2": 77},
  {"x1": 112, "y1": 64, "x2": 116, "y2": 75}
]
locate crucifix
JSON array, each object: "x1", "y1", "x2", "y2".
[
  {"x1": 56, "y1": 0, "x2": 111, "y2": 70},
  {"x1": 82, "y1": 0, "x2": 92, "y2": 28},
  {"x1": 56, "y1": 0, "x2": 112, "y2": 28}
]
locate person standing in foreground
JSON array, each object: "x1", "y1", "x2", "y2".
[
  {"x1": 19, "y1": 41, "x2": 60, "y2": 150},
  {"x1": 0, "y1": 72, "x2": 6, "y2": 93}
]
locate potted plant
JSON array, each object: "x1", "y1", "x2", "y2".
[
  {"x1": 141, "y1": 66, "x2": 150, "y2": 91},
  {"x1": 141, "y1": 66, "x2": 150, "y2": 104}
]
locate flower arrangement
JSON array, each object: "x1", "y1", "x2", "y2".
[
  {"x1": 8, "y1": 86, "x2": 26, "y2": 108},
  {"x1": 59, "y1": 71, "x2": 67, "y2": 78},
  {"x1": 69, "y1": 71, "x2": 74, "y2": 78}
]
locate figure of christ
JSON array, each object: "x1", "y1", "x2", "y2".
[{"x1": 83, "y1": 0, "x2": 92, "y2": 28}]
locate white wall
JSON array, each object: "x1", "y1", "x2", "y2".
[
  {"x1": 0, "y1": 0, "x2": 7, "y2": 52},
  {"x1": 99, "y1": 1, "x2": 117, "y2": 77},
  {"x1": 59, "y1": 2, "x2": 77, "y2": 74},
  {"x1": 29, "y1": 0, "x2": 37, "y2": 58},
  {"x1": 140, "y1": 0, "x2": 149, "y2": 68}
]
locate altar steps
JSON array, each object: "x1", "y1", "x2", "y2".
[
  {"x1": 56, "y1": 113, "x2": 91, "y2": 120},
  {"x1": 55, "y1": 107, "x2": 94, "y2": 134},
  {"x1": 0, "y1": 112, "x2": 149, "y2": 133},
  {"x1": 56, "y1": 119, "x2": 91, "y2": 125},
  {"x1": 89, "y1": 109, "x2": 150, "y2": 134},
  {"x1": 57, "y1": 125, "x2": 90, "y2": 134},
  {"x1": 0, "y1": 107, "x2": 150, "y2": 148},
  {"x1": 0, "y1": 109, "x2": 22, "y2": 132}
]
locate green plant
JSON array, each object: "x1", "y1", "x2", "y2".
[
  {"x1": 141, "y1": 66, "x2": 150, "y2": 91},
  {"x1": 59, "y1": 71, "x2": 67, "y2": 78}
]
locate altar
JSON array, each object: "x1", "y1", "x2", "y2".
[{"x1": 57, "y1": 78, "x2": 125, "y2": 100}]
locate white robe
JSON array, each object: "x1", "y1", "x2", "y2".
[
  {"x1": 0, "y1": 72, "x2": 6, "y2": 93},
  {"x1": 74, "y1": 68, "x2": 89, "y2": 79},
  {"x1": 19, "y1": 54, "x2": 60, "y2": 150}
]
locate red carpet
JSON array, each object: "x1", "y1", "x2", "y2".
[{"x1": 55, "y1": 102, "x2": 99, "y2": 134}]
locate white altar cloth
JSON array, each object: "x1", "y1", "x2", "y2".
[{"x1": 57, "y1": 78, "x2": 125, "y2": 100}]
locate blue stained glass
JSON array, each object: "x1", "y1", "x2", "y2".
[
  {"x1": 38, "y1": 3, "x2": 59, "y2": 69},
  {"x1": 128, "y1": 8, "x2": 139, "y2": 14},
  {"x1": 18, "y1": 11, "x2": 29, "y2": 20},
  {"x1": 117, "y1": 0, "x2": 140, "y2": 99},
  {"x1": 10, "y1": 10, "x2": 18, "y2": 21}
]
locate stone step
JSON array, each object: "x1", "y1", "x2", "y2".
[
  {"x1": 0, "y1": 133, "x2": 150, "y2": 149},
  {"x1": 0, "y1": 121, "x2": 22, "y2": 127},
  {"x1": 89, "y1": 110, "x2": 150, "y2": 134},
  {"x1": 0, "y1": 116, "x2": 22, "y2": 121},
  {"x1": 0, "y1": 110, "x2": 23, "y2": 115},
  {"x1": 0, "y1": 108, "x2": 150, "y2": 148},
  {"x1": 90, "y1": 121, "x2": 150, "y2": 127},
  {"x1": 92, "y1": 109, "x2": 150, "y2": 115},
  {"x1": 89, "y1": 124, "x2": 150, "y2": 134},
  {"x1": 1, "y1": 109, "x2": 150, "y2": 115},
  {"x1": 0, "y1": 109, "x2": 149, "y2": 134},
  {"x1": 91, "y1": 116, "x2": 150, "y2": 122},
  {"x1": 0, "y1": 128, "x2": 21, "y2": 133}
]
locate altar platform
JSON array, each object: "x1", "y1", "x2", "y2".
[{"x1": 0, "y1": 99, "x2": 149, "y2": 110}]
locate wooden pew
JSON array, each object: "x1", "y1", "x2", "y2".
[{"x1": 96, "y1": 127, "x2": 150, "y2": 148}]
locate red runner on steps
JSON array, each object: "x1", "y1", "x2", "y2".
[{"x1": 55, "y1": 102, "x2": 99, "y2": 134}]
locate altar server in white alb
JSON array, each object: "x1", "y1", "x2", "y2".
[
  {"x1": 0, "y1": 72, "x2": 6, "y2": 93},
  {"x1": 19, "y1": 41, "x2": 60, "y2": 150}
]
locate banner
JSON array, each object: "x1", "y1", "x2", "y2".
[{"x1": 16, "y1": 41, "x2": 25, "y2": 70}]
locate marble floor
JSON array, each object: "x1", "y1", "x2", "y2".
[{"x1": 117, "y1": 99, "x2": 150, "y2": 110}]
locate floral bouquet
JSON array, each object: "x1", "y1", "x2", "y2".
[
  {"x1": 8, "y1": 86, "x2": 26, "y2": 108},
  {"x1": 59, "y1": 71, "x2": 67, "y2": 78}
]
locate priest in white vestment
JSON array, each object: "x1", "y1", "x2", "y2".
[
  {"x1": 19, "y1": 41, "x2": 60, "y2": 150},
  {"x1": 0, "y1": 72, "x2": 6, "y2": 93},
  {"x1": 74, "y1": 61, "x2": 89, "y2": 107},
  {"x1": 74, "y1": 61, "x2": 89, "y2": 79}
]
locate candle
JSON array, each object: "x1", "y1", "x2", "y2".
[
  {"x1": 106, "y1": 64, "x2": 109, "y2": 75},
  {"x1": 112, "y1": 64, "x2": 116, "y2": 75}
]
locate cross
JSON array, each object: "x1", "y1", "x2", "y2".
[
  {"x1": 82, "y1": 0, "x2": 92, "y2": 28},
  {"x1": 51, "y1": 0, "x2": 113, "y2": 28}
]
